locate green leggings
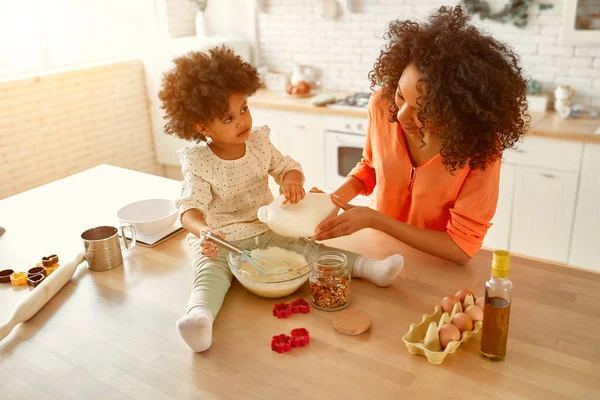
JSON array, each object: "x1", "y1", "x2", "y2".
[{"x1": 186, "y1": 230, "x2": 358, "y2": 317}]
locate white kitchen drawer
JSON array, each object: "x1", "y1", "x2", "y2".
[
  {"x1": 509, "y1": 166, "x2": 578, "y2": 264},
  {"x1": 504, "y1": 136, "x2": 583, "y2": 172}
]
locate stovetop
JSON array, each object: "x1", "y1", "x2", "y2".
[{"x1": 327, "y1": 92, "x2": 371, "y2": 110}]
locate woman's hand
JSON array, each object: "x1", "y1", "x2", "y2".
[
  {"x1": 199, "y1": 229, "x2": 226, "y2": 258},
  {"x1": 311, "y1": 194, "x2": 380, "y2": 241}
]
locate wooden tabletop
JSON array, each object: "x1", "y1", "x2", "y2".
[
  {"x1": 1, "y1": 165, "x2": 600, "y2": 399},
  {"x1": 250, "y1": 90, "x2": 600, "y2": 144}
]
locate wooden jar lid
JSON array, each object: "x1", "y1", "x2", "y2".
[{"x1": 333, "y1": 309, "x2": 372, "y2": 335}]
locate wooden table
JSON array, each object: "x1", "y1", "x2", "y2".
[{"x1": 1, "y1": 165, "x2": 599, "y2": 399}]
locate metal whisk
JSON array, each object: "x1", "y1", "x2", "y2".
[{"x1": 205, "y1": 232, "x2": 297, "y2": 275}]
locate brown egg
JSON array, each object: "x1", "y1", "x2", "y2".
[
  {"x1": 465, "y1": 305, "x2": 484, "y2": 322},
  {"x1": 455, "y1": 289, "x2": 474, "y2": 303},
  {"x1": 441, "y1": 296, "x2": 461, "y2": 313},
  {"x1": 439, "y1": 323, "x2": 461, "y2": 349},
  {"x1": 451, "y1": 312, "x2": 474, "y2": 333},
  {"x1": 475, "y1": 296, "x2": 485, "y2": 310},
  {"x1": 286, "y1": 85, "x2": 294, "y2": 95}
]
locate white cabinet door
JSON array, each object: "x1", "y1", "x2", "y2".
[
  {"x1": 510, "y1": 167, "x2": 578, "y2": 264},
  {"x1": 250, "y1": 107, "x2": 281, "y2": 196},
  {"x1": 483, "y1": 163, "x2": 515, "y2": 251},
  {"x1": 250, "y1": 108, "x2": 279, "y2": 145},
  {"x1": 569, "y1": 144, "x2": 600, "y2": 272},
  {"x1": 271, "y1": 111, "x2": 325, "y2": 190}
]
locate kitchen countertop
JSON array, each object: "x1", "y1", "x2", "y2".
[
  {"x1": 1, "y1": 165, "x2": 600, "y2": 399},
  {"x1": 250, "y1": 89, "x2": 600, "y2": 144},
  {"x1": 249, "y1": 89, "x2": 365, "y2": 118}
]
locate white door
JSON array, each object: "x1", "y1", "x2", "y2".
[
  {"x1": 483, "y1": 163, "x2": 515, "y2": 251},
  {"x1": 273, "y1": 111, "x2": 325, "y2": 190},
  {"x1": 250, "y1": 107, "x2": 281, "y2": 196},
  {"x1": 569, "y1": 144, "x2": 600, "y2": 272},
  {"x1": 510, "y1": 167, "x2": 578, "y2": 264}
]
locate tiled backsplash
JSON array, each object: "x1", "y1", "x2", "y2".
[
  {"x1": 256, "y1": 0, "x2": 600, "y2": 107},
  {"x1": 0, "y1": 61, "x2": 163, "y2": 199}
]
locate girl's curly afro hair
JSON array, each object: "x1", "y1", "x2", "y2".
[
  {"x1": 370, "y1": 6, "x2": 529, "y2": 171},
  {"x1": 158, "y1": 46, "x2": 262, "y2": 142}
]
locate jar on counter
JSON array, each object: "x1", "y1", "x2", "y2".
[{"x1": 309, "y1": 251, "x2": 351, "y2": 311}]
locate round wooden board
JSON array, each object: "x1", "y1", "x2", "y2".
[{"x1": 333, "y1": 309, "x2": 372, "y2": 336}]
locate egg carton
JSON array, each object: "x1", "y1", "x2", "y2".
[{"x1": 402, "y1": 294, "x2": 483, "y2": 365}]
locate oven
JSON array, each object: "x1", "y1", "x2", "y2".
[{"x1": 324, "y1": 116, "x2": 373, "y2": 206}]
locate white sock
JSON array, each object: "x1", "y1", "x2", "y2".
[
  {"x1": 353, "y1": 254, "x2": 404, "y2": 287},
  {"x1": 176, "y1": 306, "x2": 214, "y2": 352}
]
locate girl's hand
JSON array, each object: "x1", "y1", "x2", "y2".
[
  {"x1": 280, "y1": 180, "x2": 305, "y2": 205},
  {"x1": 199, "y1": 229, "x2": 226, "y2": 258},
  {"x1": 311, "y1": 194, "x2": 379, "y2": 240}
]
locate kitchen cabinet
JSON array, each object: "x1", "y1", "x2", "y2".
[
  {"x1": 483, "y1": 164, "x2": 515, "y2": 251},
  {"x1": 251, "y1": 107, "x2": 325, "y2": 193},
  {"x1": 273, "y1": 112, "x2": 325, "y2": 190},
  {"x1": 483, "y1": 136, "x2": 584, "y2": 266},
  {"x1": 569, "y1": 144, "x2": 600, "y2": 272},
  {"x1": 250, "y1": 108, "x2": 281, "y2": 196},
  {"x1": 253, "y1": 109, "x2": 325, "y2": 190},
  {"x1": 509, "y1": 167, "x2": 579, "y2": 264}
]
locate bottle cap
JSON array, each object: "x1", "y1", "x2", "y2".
[
  {"x1": 492, "y1": 250, "x2": 510, "y2": 278},
  {"x1": 257, "y1": 206, "x2": 270, "y2": 223}
]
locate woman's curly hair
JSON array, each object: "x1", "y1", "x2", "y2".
[
  {"x1": 369, "y1": 6, "x2": 529, "y2": 171},
  {"x1": 158, "y1": 46, "x2": 262, "y2": 142}
]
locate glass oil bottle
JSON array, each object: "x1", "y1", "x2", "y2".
[{"x1": 480, "y1": 250, "x2": 513, "y2": 361}]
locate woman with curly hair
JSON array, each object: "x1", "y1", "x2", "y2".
[
  {"x1": 159, "y1": 46, "x2": 405, "y2": 352},
  {"x1": 312, "y1": 6, "x2": 528, "y2": 264}
]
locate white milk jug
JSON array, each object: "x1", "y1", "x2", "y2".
[{"x1": 257, "y1": 193, "x2": 336, "y2": 237}]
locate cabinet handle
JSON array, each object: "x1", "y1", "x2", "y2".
[
  {"x1": 295, "y1": 125, "x2": 306, "y2": 129},
  {"x1": 541, "y1": 173, "x2": 556, "y2": 178},
  {"x1": 345, "y1": 124, "x2": 351, "y2": 130},
  {"x1": 515, "y1": 149, "x2": 526, "y2": 153},
  {"x1": 357, "y1": 124, "x2": 364, "y2": 131}
]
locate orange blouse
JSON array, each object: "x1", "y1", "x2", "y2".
[{"x1": 350, "y1": 89, "x2": 501, "y2": 257}]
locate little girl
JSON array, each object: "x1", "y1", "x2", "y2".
[{"x1": 158, "y1": 46, "x2": 405, "y2": 352}]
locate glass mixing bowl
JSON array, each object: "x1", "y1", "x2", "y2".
[{"x1": 227, "y1": 237, "x2": 319, "y2": 298}]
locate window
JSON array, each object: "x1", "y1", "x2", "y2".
[{"x1": 0, "y1": 0, "x2": 157, "y2": 77}]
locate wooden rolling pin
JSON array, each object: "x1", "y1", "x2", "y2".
[{"x1": 0, "y1": 251, "x2": 86, "y2": 341}]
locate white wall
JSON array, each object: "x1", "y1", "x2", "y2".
[
  {"x1": 164, "y1": 0, "x2": 259, "y2": 62},
  {"x1": 165, "y1": 0, "x2": 197, "y2": 37},
  {"x1": 255, "y1": 0, "x2": 600, "y2": 107}
]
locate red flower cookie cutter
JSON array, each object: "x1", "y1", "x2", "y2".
[
  {"x1": 290, "y1": 328, "x2": 310, "y2": 347},
  {"x1": 272, "y1": 298, "x2": 310, "y2": 319},
  {"x1": 271, "y1": 334, "x2": 292, "y2": 353},
  {"x1": 291, "y1": 298, "x2": 310, "y2": 314},
  {"x1": 272, "y1": 303, "x2": 292, "y2": 319},
  {"x1": 271, "y1": 329, "x2": 310, "y2": 353}
]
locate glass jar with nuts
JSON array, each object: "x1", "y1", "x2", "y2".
[{"x1": 309, "y1": 251, "x2": 351, "y2": 311}]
